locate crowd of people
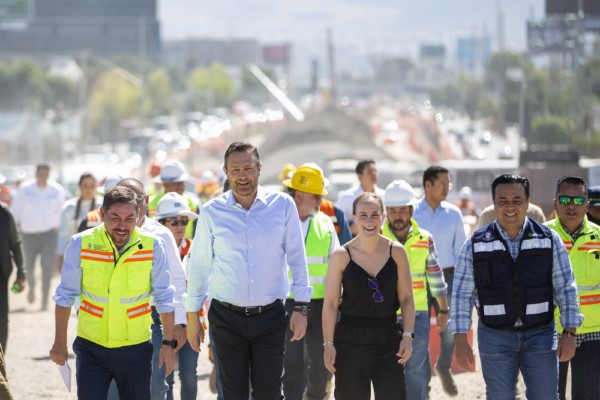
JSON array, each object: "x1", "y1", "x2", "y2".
[{"x1": 0, "y1": 141, "x2": 599, "y2": 399}]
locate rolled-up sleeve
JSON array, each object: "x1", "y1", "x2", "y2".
[
  {"x1": 551, "y1": 233, "x2": 584, "y2": 329},
  {"x1": 185, "y1": 206, "x2": 211, "y2": 312},
  {"x1": 286, "y1": 200, "x2": 312, "y2": 302},
  {"x1": 52, "y1": 235, "x2": 84, "y2": 307},
  {"x1": 448, "y1": 239, "x2": 476, "y2": 334},
  {"x1": 426, "y1": 237, "x2": 447, "y2": 299},
  {"x1": 151, "y1": 236, "x2": 175, "y2": 314}
]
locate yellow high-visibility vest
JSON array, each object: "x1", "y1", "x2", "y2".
[
  {"x1": 382, "y1": 219, "x2": 430, "y2": 311},
  {"x1": 546, "y1": 217, "x2": 600, "y2": 334},
  {"x1": 78, "y1": 225, "x2": 155, "y2": 348},
  {"x1": 289, "y1": 212, "x2": 331, "y2": 300}
]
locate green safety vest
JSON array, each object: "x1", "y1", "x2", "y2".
[
  {"x1": 148, "y1": 192, "x2": 198, "y2": 239},
  {"x1": 382, "y1": 219, "x2": 430, "y2": 311},
  {"x1": 78, "y1": 225, "x2": 155, "y2": 348},
  {"x1": 289, "y1": 212, "x2": 332, "y2": 300},
  {"x1": 546, "y1": 217, "x2": 600, "y2": 334}
]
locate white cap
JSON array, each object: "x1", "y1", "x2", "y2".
[
  {"x1": 99, "y1": 175, "x2": 124, "y2": 194},
  {"x1": 155, "y1": 192, "x2": 198, "y2": 220},
  {"x1": 160, "y1": 160, "x2": 189, "y2": 183},
  {"x1": 384, "y1": 180, "x2": 418, "y2": 207},
  {"x1": 459, "y1": 186, "x2": 472, "y2": 200}
]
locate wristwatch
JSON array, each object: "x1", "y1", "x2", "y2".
[
  {"x1": 438, "y1": 308, "x2": 449, "y2": 315},
  {"x1": 402, "y1": 331, "x2": 415, "y2": 340},
  {"x1": 293, "y1": 302, "x2": 310, "y2": 316},
  {"x1": 161, "y1": 339, "x2": 177, "y2": 348}
]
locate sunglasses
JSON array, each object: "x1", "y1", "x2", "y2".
[
  {"x1": 167, "y1": 219, "x2": 190, "y2": 226},
  {"x1": 368, "y1": 278, "x2": 384, "y2": 303},
  {"x1": 558, "y1": 196, "x2": 586, "y2": 207}
]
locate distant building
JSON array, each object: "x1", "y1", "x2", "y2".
[
  {"x1": 420, "y1": 44, "x2": 446, "y2": 87},
  {"x1": 164, "y1": 38, "x2": 259, "y2": 71},
  {"x1": 0, "y1": 0, "x2": 160, "y2": 58},
  {"x1": 456, "y1": 36, "x2": 491, "y2": 77}
]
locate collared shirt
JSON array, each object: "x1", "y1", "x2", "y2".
[
  {"x1": 335, "y1": 183, "x2": 385, "y2": 224},
  {"x1": 11, "y1": 179, "x2": 66, "y2": 233},
  {"x1": 185, "y1": 186, "x2": 312, "y2": 311},
  {"x1": 413, "y1": 197, "x2": 466, "y2": 269},
  {"x1": 142, "y1": 217, "x2": 187, "y2": 325},
  {"x1": 300, "y1": 213, "x2": 340, "y2": 256},
  {"x1": 448, "y1": 217, "x2": 583, "y2": 334},
  {"x1": 396, "y1": 225, "x2": 447, "y2": 299},
  {"x1": 52, "y1": 226, "x2": 175, "y2": 314}
]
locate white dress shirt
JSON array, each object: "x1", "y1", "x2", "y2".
[{"x1": 12, "y1": 179, "x2": 66, "y2": 233}]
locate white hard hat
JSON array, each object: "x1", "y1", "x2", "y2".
[
  {"x1": 155, "y1": 192, "x2": 198, "y2": 220},
  {"x1": 384, "y1": 180, "x2": 418, "y2": 207},
  {"x1": 459, "y1": 186, "x2": 472, "y2": 200},
  {"x1": 160, "y1": 160, "x2": 189, "y2": 183},
  {"x1": 99, "y1": 175, "x2": 125, "y2": 194}
]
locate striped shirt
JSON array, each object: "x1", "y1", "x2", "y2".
[
  {"x1": 424, "y1": 236, "x2": 448, "y2": 299},
  {"x1": 448, "y1": 217, "x2": 583, "y2": 334}
]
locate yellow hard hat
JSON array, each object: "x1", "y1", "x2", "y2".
[
  {"x1": 278, "y1": 163, "x2": 296, "y2": 182},
  {"x1": 282, "y1": 164, "x2": 328, "y2": 196}
]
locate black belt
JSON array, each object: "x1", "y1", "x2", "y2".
[
  {"x1": 443, "y1": 266, "x2": 455, "y2": 275},
  {"x1": 215, "y1": 299, "x2": 282, "y2": 316}
]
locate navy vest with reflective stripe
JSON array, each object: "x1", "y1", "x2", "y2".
[{"x1": 472, "y1": 219, "x2": 554, "y2": 330}]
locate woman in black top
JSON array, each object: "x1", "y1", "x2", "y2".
[{"x1": 323, "y1": 192, "x2": 415, "y2": 399}]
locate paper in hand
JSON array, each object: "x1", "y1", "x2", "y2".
[{"x1": 57, "y1": 360, "x2": 72, "y2": 392}]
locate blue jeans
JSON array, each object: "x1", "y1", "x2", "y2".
[
  {"x1": 151, "y1": 308, "x2": 168, "y2": 400},
  {"x1": 559, "y1": 339, "x2": 600, "y2": 400},
  {"x1": 478, "y1": 321, "x2": 558, "y2": 400},
  {"x1": 429, "y1": 269, "x2": 454, "y2": 371},
  {"x1": 166, "y1": 341, "x2": 198, "y2": 400},
  {"x1": 403, "y1": 312, "x2": 431, "y2": 400},
  {"x1": 209, "y1": 326, "x2": 225, "y2": 400}
]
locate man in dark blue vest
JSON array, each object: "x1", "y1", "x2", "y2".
[{"x1": 449, "y1": 173, "x2": 583, "y2": 399}]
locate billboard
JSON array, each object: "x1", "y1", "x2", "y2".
[
  {"x1": 0, "y1": 0, "x2": 29, "y2": 17},
  {"x1": 546, "y1": 0, "x2": 600, "y2": 16}
]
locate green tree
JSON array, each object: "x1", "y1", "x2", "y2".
[
  {"x1": 530, "y1": 115, "x2": 573, "y2": 145},
  {"x1": 187, "y1": 63, "x2": 236, "y2": 110},
  {"x1": 374, "y1": 57, "x2": 414, "y2": 83},
  {"x1": 580, "y1": 55, "x2": 600, "y2": 101},
  {"x1": 144, "y1": 67, "x2": 173, "y2": 116},
  {"x1": 88, "y1": 71, "x2": 141, "y2": 141}
]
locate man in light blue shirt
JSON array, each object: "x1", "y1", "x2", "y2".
[
  {"x1": 413, "y1": 165, "x2": 466, "y2": 396},
  {"x1": 186, "y1": 141, "x2": 312, "y2": 400}
]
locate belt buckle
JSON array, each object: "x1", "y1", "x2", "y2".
[{"x1": 245, "y1": 306, "x2": 261, "y2": 316}]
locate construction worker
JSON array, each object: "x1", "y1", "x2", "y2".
[
  {"x1": 382, "y1": 180, "x2": 449, "y2": 400},
  {"x1": 282, "y1": 164, "x2": 340, "y2": 400},
  {"x1": 50, "y1": 186, "x2": 176, "y2": 399},
  {"x1": 148, "y1": 160, "x2": 200, "y2": 239},
  {"x1": 545, "y1": 176, "x2": 600, "y2": 400}
]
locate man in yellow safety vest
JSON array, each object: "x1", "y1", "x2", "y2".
[
  {"x1": 50, "y1": 186, "x2": 176, "y2": 399},
  {"x1": 546, "y1": 176, "x2": 600, "y2": 400},
  {"x1": 282, "y1": 164, "x2": 340, "y2": 400}
]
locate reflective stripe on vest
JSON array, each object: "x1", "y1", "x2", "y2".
[
  {"x1": 80, "y1": 300, "x2": 104, "y2": 318},
  {"x1": 382, "y1": 219, "x2": 430, "y2": 311},
  {"x1": 80, "y1": 249, "x2": 115, "y2": 263},
  {"x1": 120, "y1": 292, "x2": 152, "y2": 304},
  {"x1": 546, "y1": 217, "x2": 600, "y2": 334},
  {"x1": 127, "y1": 303, "x2": 152, "y2": 319}
]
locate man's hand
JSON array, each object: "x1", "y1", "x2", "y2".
[
  {"x1": 557, "y1": 335, "x2": 576, "y2": 362},
  {"x1": 49, "y1": 342, "x2": 68, "y2": 366},
  {"x1": 12, "y1": 279, "x2": 26, "y2": 293},
  {"x1": 454, "y1": 333, "x2": 476, "y2": 371},
  {"x1": 289, "y1": 312, "x2": 307, "y2": 341},
  {"x1": 186, "y1": 312, "x2": 205, "y2": 352},
  {"x1": 436, "y1": 313, "x2": 448, "y2": 333},
  {"x1": 158, "y1": 346, "x2": 175, "y2": 376},
  {"x1": 174, "y1": 324, "x2": 187, "y2": 352}
]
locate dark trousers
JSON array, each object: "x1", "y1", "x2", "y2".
[
  {"x1": 209, "y1": 299, "x2": 287, "y2": 400},
  {"x1": 283, "y1": 300, "x2": 331, "y2": 400},
  {"x1": 22, "y1": 230, "x2": 56, "y2": 309},
  {"x1": 0, "y1": 278, "x2": 8, "y2": 351},
  {"x1": 559, "y1": 339, "x2": 600, "y2": 400},
  {"x1": 73, "y1": 336, "x2": 152, "y2": 400},
  {"x1": 334, "y1": 326, "x2": 406, "y2": 400}
]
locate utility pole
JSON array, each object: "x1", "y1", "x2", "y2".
[{"x1": 327, "y1": 27, "x2": 336, "y2": 105}]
